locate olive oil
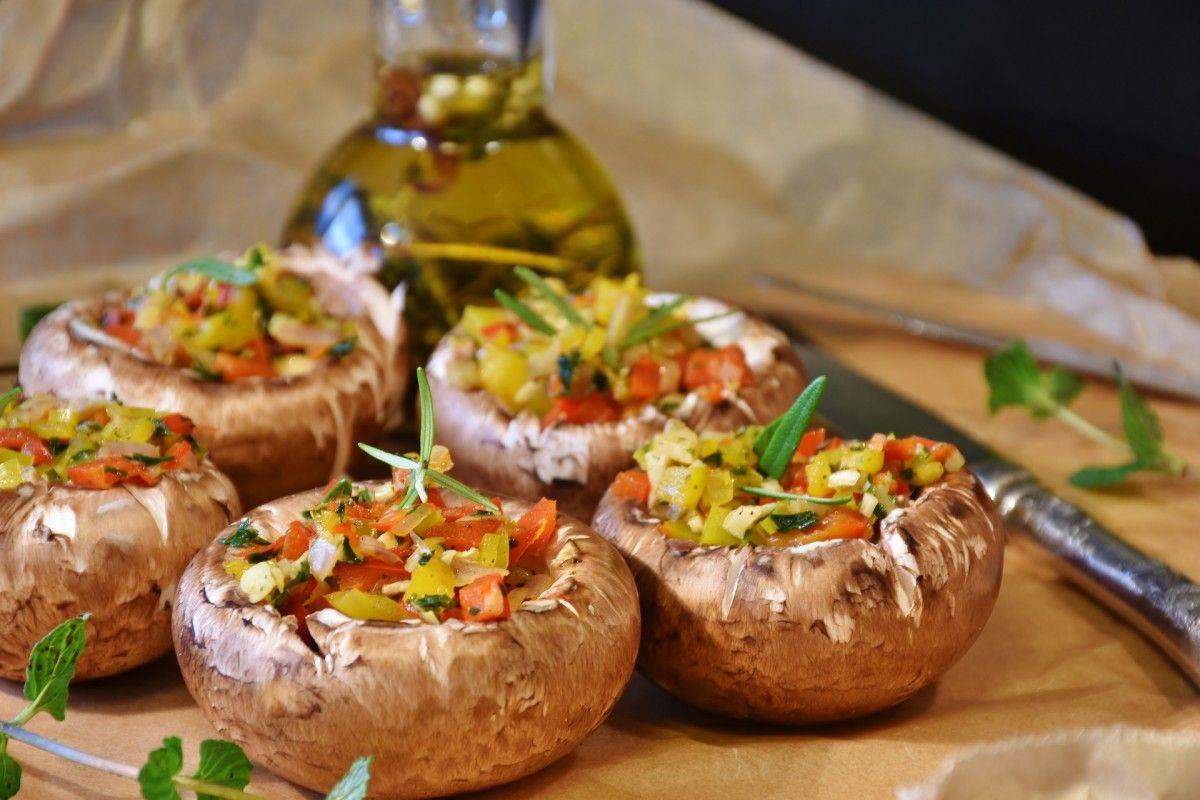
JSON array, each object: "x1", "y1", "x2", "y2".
[{"x1": 282, "y1": 46, "x2": 641, "y2": 359}]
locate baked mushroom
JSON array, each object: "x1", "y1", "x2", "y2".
[
  {"x1": 591, "y1": 381, "x2": 1005, "y2": 724},
  {"x1": 427, "y1": 270, "x2": 805, "y2": 520},
  {"x1": 0, "y1": 388, "x2": 239, "y2": 680},
  {"x1": 20, "y1": 245, "x2": 407, "y2": 508},
  {"x1": 172, "y1": 372, "x2": 640, "y2": 798}
]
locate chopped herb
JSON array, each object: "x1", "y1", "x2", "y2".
[
  {"x1": 219, "y1": 521, "x2": 269, "y2": 548},
  {"x1": 152, "y1": 418, "x2": 172, "y2": 438},
  {"x1": 75, "y1": 420, "x2": 101, "y2": 434},
  {"x1": 468, "y1": 607, "x2": 481, "y2": 615},
  {"x1": 418, "y1": 552, "x2": 432, "y2": 566},
  {"x1": 336, "y1": 501, "x2": 347, "y2": 522},
  {"x1": 191, "y1": 360, "x2": 222, "y2": 382},
  {"x1": 330, "y1": 339, "x2": 356, "y2": 359},
  {"x1": 243, "y1": 245, "x2": 268, "y2": 270},
  {"x1": 323, "y1": 478, "x2": 354, "y2": 503},
  {"x1": 557, "y1": 352, "x2": 581, "y2": 392},
  {"x1": 770, "y1": 511, "x2": 819, "y2": 532},
  {"x1": 701, "y1": 451, "x2": 724, "y2": 466},
  {"x1": 246, "y1": 547, "x2": 280, "y2": 564},
  {"x1": 102, "y1": 467, "x2": 127, "y2": 478},
  {"x1": 127, "y1": 453, "x2": 173, "y2": 467},
  {"x1": 592, "y1": 370, "x2": 609, "y2": 393},
  {"x1": 300, "y1": 509, "x2": 313, "y2": 520},
  {"x1": 341, "y1": 536, "x2": 362, "y2": 564},
  {"x1": 47, "y1": 440, "x2": 69, "y2": 456},
  {"x1": 411, "y1": 595, "x2": 453, "y2": 612},
  {"x1": 355, "y1": 488, "x2": 373, "y2": 503},
  {"x1": 69, "y1": 448, "x2": 97, "y2": 464}
]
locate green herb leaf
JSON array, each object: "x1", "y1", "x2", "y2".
[
  {"x1": 494, "y1": 289, "x2": 555, "y2": 335},
  {"x1": 357, "y1": 443, "x2": 419, "y2": 471},
  {"x1": 219, "y1": 520, "x2": 269, "y2": 548},
  {"x1": 758, "y1": 376, "x2": 827, "y2": 480},
  {"x1": 1048, "y1": 366, "x2": 1086, "y2": 406},
  {"x1": 984, "y1": 340, "x2": 1061, "y2": 418},
  {"x1": 770, "y1": 511, "x2": 819, "y2": 532},
  {"x1": 1117, "y1": 365, "x2": 1164, "y2": 466},
  {"x1": 189, "y1": 740, "x2": 252, "y2": 799},
  {"x1": 163, "y1": 258, "x2": 257, "y2": 287},
  {"x1": 411, "y1": 595, "x2": 453, "y2": 612},
  {"x1": 127, "y1": 454, "x2": 174, "y2": 467},
  {"x1": 358, "y1": 443, "x2": 499, "y2": 513},
  {"x1": 325, "y1": 755, "x2": 373, "y2": 800},
  {"x1": 22, "y1": 614, "x2": 89, "y2": 723},
  {"x1": 417, "y1": 367, "x2": 434, "y2": 464},
  {"x1": 138, "y1": 736, "x2": 183, "y2": 800},
  {"x1": 1068, "y1": 462, "x2": 1143, "y2": 488},
  {"x1": 0, "y1": 387, "x2": 21, "y2": 414},
  {"x1": 623, "y1": 311, "x2": 737, "y2": 349},
  {"x1": 624, "y1": 295, "x2": 688, "y2": 346},
  {"x1": 514, "y1": 266, "x2": 586, "y2": 327},
  {"x1": 741, "y1": 486, "x2": 852, "y2": 505},
  {"x1": 322, "y1": 478, "x2": 354, "y2": 503},
  {"x1": 752, "y1": 418, "x2": 781, "y2": 459},
  {"x1": 0, "y1": 736, "x2": 21, "y2": 800},
  {"x1": 18, "y1": 303, "x2": 61, "y2": 342}
]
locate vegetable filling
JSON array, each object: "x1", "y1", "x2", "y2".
[
  {"x1": 446, "y1": 271, "x2": 748, "y2": 427},
  {"x1": 0, "y1": 387, "x2": 205, "y2": 490},
  {"x1": 97, "y1": 246, "x2": 356, "y2": 382}
]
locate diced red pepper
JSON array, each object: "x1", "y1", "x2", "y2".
[
  {"x1": 459, "y1": 573, "x2": 510, "y2": 622},
  {"x1": 683, "y1": 345, "x2": 749, "y2": 395},
  {"x1": 160, "y1": 413, "x2": 194, "y2": 436},
  {"x1": 511, "y1": 498, "x2": 556, "y2": 565},
  {"x1": 332, "y1": 561, "x2": 410, "y2": 592},
  {"x1": 0, "y1": 428, "x2": 53, "y2": 465},
  {"x1": 162, "y1": 440, "x2": 196, "y2": 471},
  {"x1": 628, "y1": 357, "x2": 664, "y2": 402},
  {"x1": 795, "y1": 427, "x2": 826, "y2": 459},
  {"x1": 883, "y1": 436, "x2": 939, "y2": 463},
  {"x1": 214, "y1": 352, "x2": 277, "y2": 382},
  {"x1": 281, "y1": 521, "x2": 316, "y2": 560},
  {"x1": 611, "y1": 469, "x2": 651, "y2": 505},
  {"x1": 804, "y1": 508, "x2": 872, "y2": 543},
  {"x1": 427, "y1": 516, "x2": 505, "y2": 551},
  {"x1": 540, "y1": 393, "x2": 621, "y2": 429},
  {"x1": 67, "y1": 456, "x2": 154, "y2": 489}
]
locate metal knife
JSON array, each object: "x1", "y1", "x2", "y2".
[
  {"x1": 780, "y1": 326, "x2": 1200, "y2": 688},
  {"x1": 754, "y1": 273, "x2": 1200, "y2": 403}
]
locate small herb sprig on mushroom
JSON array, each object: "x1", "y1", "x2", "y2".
[
  {"x1": 984, "y1": 340, "x2": 1188, "y2": 487},
  {"x1": 0, "y1": 616, "x2": 373, "y2": 800}
]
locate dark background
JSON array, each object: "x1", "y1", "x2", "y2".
[{"x1": 708, "y1": 0, "x2": 1200, "y2": 260}]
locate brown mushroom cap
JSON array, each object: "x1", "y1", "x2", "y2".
[
  {"x1": 591, "y1": 469, "x2": 1005, "y2": 724},
  {"x1": 19, "y1": 247, "x2": 407, "y2": 508},
  {"x1": 173, "y1": 484, "x2": 641, "y2": 799},
  {"x1": 427, "y1": 311, "x2": 805, "y2": 521},
  {"x1": 0, "y1": 463, "x2": 239, "y2": 680}
]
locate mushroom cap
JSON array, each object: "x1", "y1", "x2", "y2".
[
  {"x1": 426, "y1": 312, "x2": 805, "y2": 521},
  {"x1": 19, "y1": 247, "x2": 407, "y2": 508},
  {"x1": 172, "y1": 484, "x2": 641, "y2": 799},
  {"x1": 591, "y1": 469, "x2": 1006, "y2": 724},
  {"x1": 0, "y1": 463, "x2": 239, "y2": 680}
]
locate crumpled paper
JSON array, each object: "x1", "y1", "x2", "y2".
[
  {"x1": 898, "y1": 727, "x2": 1200, "y2": 800},
  {"x1": 1, "y1": 0, "x2": 1198, "y2": 377}
]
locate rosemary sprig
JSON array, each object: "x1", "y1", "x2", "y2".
[
  {"x1": 740, "y1": 486, "x2": 853, "y2": 505},
  {"x1": 622, "y1": 310, "x2": 737, "y2": 349},
  {"x1": 753, "y1": 376, "x2": 828, "y2": 480},
  {"x1": 494, "y1": 289, "x2": 555, "y2": 335},
  {"x1": 358, "y1": 368, "x2": 500, "y2": 513},
  {"x1": 622, "y1": 295, "x2": 689, "y2": 346},
  {"x1": 514, "y1": 266, "x2": 587, "y2": 327}
]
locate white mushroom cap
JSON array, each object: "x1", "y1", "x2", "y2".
[
  {"x1": 0, "y1": 462, "x2": 239, "y2": 680},
  {"x1": 18, "y1": 246, "x2": 408, "y2": 508},
  {"x1": 591, "y1": 469, "x2": 1006, "y2": 724},
  {"x1": 426, "y1": 311, "x2": 806, "y2": 520},
  {"x1": 172, "y1": 484, "x2": 641, "y2": 798}
]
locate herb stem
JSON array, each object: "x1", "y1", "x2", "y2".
[
  {"x1": 174, "y1": 775, "x2": 268, "y2": 800},
  {"x1": 1052, "y1": 406, "x2": 1130, "y2": 454},
  {"x1": 0, "y1": 722, "x2": 139, "y2": 780}
]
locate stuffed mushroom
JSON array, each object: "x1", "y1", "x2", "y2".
[
  {"x1": 20, "y1": 245, "x2": 407, "y2": 508},
  {"x1": 173, "y1": 435, "x2": 640, "y2": 798},
  {"x1": 591, "y1": 398, "x2": 1005, "y2": 724},
  {"x1": 0, "y1": 388, "x2": 239, "y2": 680},
  {"x1": 427, "y1": 271, "x2": 805, "y2": 520}
]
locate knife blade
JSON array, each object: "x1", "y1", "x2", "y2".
[
  {"x1": 754, "y1": 273, "x2": 1200, "y2": 403},
  {"x1": 778, "y1": 324, "x2": 1200, "y2": 688}
]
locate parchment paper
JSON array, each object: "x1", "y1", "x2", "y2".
[{"x1": 2, "y1": 2, "x2": 1199, "y2": 798}]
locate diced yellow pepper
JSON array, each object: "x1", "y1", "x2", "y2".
[
  {"x1": 404, "y1": 556, "x2": 456, "y2": 607},
  {"x1": 700, "y1": 506, "x2": 741, "y2": 546},
  {"x1": 722, "y1": 503, "x2": 776, "y2": 539},
  {"x1": 32, "y1": 409, "x2": 78, "y2": 440},
  {"x1": 479, "y1": 344, "x2": 529, "y2": 412},
  {"x1": 842, "y1": 446, "x2": 885, "y2": 476},
  {"x1": 0, "y1": 458, "x2": 24, "y2": 489},
  {"x1": 703, "y1": 469, "x2": 735, "y2": 509},
  {"x1": 478, "y1": 532, "x2": 510, "y2": 569},
  {"x1": 580, "y1": 326, "x2": 608, "y2": 360},
  {"x1": 0, "y1": 449, "x2": 33, "y2": 467},
  {"x1": 460, "y1": 306, "x2": 510, "y2": 344},
  {"x1": 327, "y1": 589, "x2": 413, "y2": 622},
  {"x1": 100, "y1": 416, "x2": 157, "y2": 444},
  {"x1": 413, "y1": 507, "x2": 444, "y2": 534},
  {"x1": 223, "y1": 559, "x2": 251, "y2": 580},
  {"x1": 661, "y1": 519, "x2": 700, "y2": 542},
  {"x1": 274, "y1": 354, "x2": 318, "y2": 378},
  {"x1": 654, "y1": 463, "x2": 708, "y2": 517},
  {"x1": 557, "y1": 325, "x2": 586, "y2": 351},
  {"x1": 805, "y1": 458, "x2": 832, "y2": 496},
  {"x1": 258, "y1": 273, "x2": 314, "y2": 320},
  {"x1": 910, "y1": 459, "x2": 945, "y2": 486},
  {"x1": 239, "y1": 561, "x2": 285, "y2": 603}
]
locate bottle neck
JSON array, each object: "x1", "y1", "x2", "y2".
[{"x1": 370, "y1": 0, "x2": 548, "y2": 139}]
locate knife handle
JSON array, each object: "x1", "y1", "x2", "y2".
[{"x1": 973, "y1": 460, "x2": 1200, "y2": 688}]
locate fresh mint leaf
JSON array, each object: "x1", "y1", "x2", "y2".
[
  {"x1": 325, "y1": 755, "x2": 373, "y2": 800},
  {"x1": 758, "y1": 376, "x2": 827, "y2": 480},
  {"x1": 18, "y1": 303, "x2": 61, "y2": 342},
  {"x1": 163, "y1": 258, "x2": 257, "y2": 287},
  {"x1": 219, "y1": 521, "x2": 269, "y2": 548},
  {"x1": 138, "y1": 736, "x2": 183, "y2": 800},
  {"x1": 1117, "y1": 365, "x2": 1164, "y2": 467},
  {"x1": 0, "y1": 736, "x2": 21, "y2": 800},
  {"x1": 1068, "y1": 462, "x2": 1143, "y2": 488},
  {"x1": 984, "y1": 340, "x2": 1057, "y2": 417},
  {"x1": 23, "y1": 614, "x2": 89, "y2": 722},
  {"x1": 1048, "y1": 366, "x2": 1085, "y2": 406},
  {"x1": 190, "y1": 740, "x2": 252, "y2": 800}
]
